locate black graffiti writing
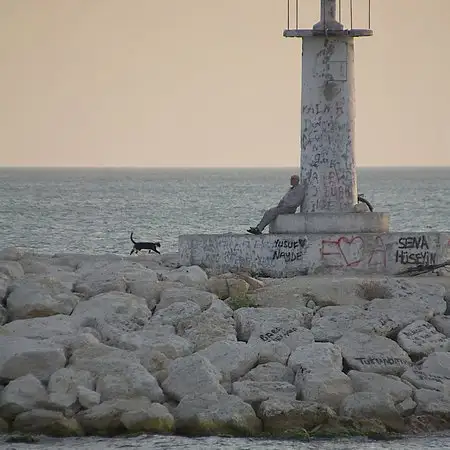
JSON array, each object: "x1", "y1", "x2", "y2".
[
  {"x1": 395, "y1": 250, "x2": 436, "y2": 265},
  {"x1": 355, "y1": 357, "x2": 412, "y2": 367},
  {"x1": 272, "y1": 250, "x2": 303, "y2": 262},
  {"x1": 413, "y1": 370, "x2": 450, "y2": 383},
  {"x1": 260, "y1": 326, "x2": 298, "y2": 342},
  {"x1": 398, "y1": 236, "x2": 430, "y2": 250},
  {"x1": 274, "y1": 239, "x2": 307, "y2": 249}
]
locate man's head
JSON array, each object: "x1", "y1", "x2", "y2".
[{"x1": 290, "y1": 174, "x2": 300, "y2": 186}]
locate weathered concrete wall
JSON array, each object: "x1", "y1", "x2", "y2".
[
  {"x1": 269, "y1": 212, "x2": 389, "y2": 234},
  {"x1": 300, "y1": 36, "x2": 356, "y2": 213},
  {"x1": 179, "y1": 232, "x2": 450, "y2": 278}
]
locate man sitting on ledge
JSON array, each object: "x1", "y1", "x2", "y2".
[{"x1": 247, "y1": 174, "x2": 306, "y2": 235}]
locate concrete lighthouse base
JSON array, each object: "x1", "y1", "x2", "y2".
[{"x1": 179, "y1": 231, "x2": 450, "y2": 278}]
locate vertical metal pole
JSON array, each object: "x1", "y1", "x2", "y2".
[
  {"x1": 369, "y1": 0, "x2": 371, "y2": 29},
  {"x1": 350, "y1": 0, "x2": 353, "y2": 29},
  {"x1": 287, "y1": 0, "x2": 290, "y2": 30},
  {"x1": 338, "y1": 0, "x2": 342, "y2": 23},
  {"x1": 295, "y1": 0, "x2": 298, "y2": 29}
]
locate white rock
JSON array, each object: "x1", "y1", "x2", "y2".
[
  {"x1": 151, "y1": 301, "x2": 201, "y2": 327},
  {"x1": 0, "y1": 261, "x2": 24, "y2": 280},
  {"x1": 47, "y1": 368, "x2": 94, "y2": 410},
  {"x1": 336, "y1": 332, "x2": 412, "y2": 375},
  {"x1": 118, "y1": 327, "x2": 194, "y2": 360},
  {"x1": 296, "y1": 370, "x2": 353, "y2": 410},
  {"x1": 121, "y1": 402, "x2": 175, "y2": 433},
  {"x1": 234, "y1": 307, "x2": 312, "y2": 342},
  {"x1": 414, "y1": 388, "x2": 450, "y2": 415},
  {"x1": 250, "y1": 340, "x2": 292, "y2": 366},
  {"x1": 430, "y1": 315, "x2": 450, "y2": 337},
  {"x1": 348, "y1": 371, "x2": 413, "y2": 403},
  {"x1": 258, "y1": 398, "x2": 336, "y2": 433},
  {"x1": 76, "y1": 397, "x2": 153, "y2": 435},
  {"x1": 68, "y1": 343, "x2": 165, "y2": 403},
  {"x1": 198, "y1": 341, "x2": 259, "y2": 382},
  {"x1": 366, "y1": 295, "x2": 446, "y2": 331},
  {"x1": 126, "y1": 281, "x2": 184, "y2": 310},
  {"x1": 162, "y1": 353, "x2": 226, "y2": 402},
  {"x1": 397, "y1": 320, "x2": 449, "y2": 358},
  {"x1": 12, "y1": 408, "x2": 82, "y2": 436},
  {"x1": 396, "y1": 397, "x2": 416, "y2": 417},
  {"x1": 402, "y1": 352, "x2": 450, "y2": 392},
  {"x1": 163, "y1": 265, "x2": 208, "y2": 287},
  {"x1": 0, "y1": 247, "x2": 26, "y2": 261},
  {"x1": 71, "y1": 291, "x2": 151, "y2": 336},
  {"x1": 242, "y1": 362, "x2": 295, "y2": 384},
  {"x1": 0, "y1": 374, "x2": 48, "y2": 419},
  {"x1": 231, "y1": 381, "x2": 297, "y2": 409},
  {"x1": 174, "y1": 391, "x2": 262, "y2": 436},
  {"x1": 73, "y1": 260, "x2": 157, "y2": 298},
  {"x1": 248, "y1": 322, "x2": 314, "y2": 351},
  {"x1": 157, "y1": 287, "x2": 217, "y2": 311},
  {"x1": 177, "y1": 310, "x2": 237, "y2": 351},
  {"x1": 135, "y1": 349, "x2": 170, "y2": 383},
  {"x1": 6, "y1": 278, "x2": 79, "y2": 320},
  {"x1": 207, "y1": 298, "x2": 234, "y2": 318},
  {"x1": 77, "y1": 386, "x2": 100, "y2": 409},
  {"x1": 311, "y1": 305, "x2": 397, "y2": 343},
  {"x1": 288, "y1": 342, "x2": 343, "y2": 375},
  {"x1": 1, "y1": 314, "x2": 77, "y2": 339},
  {"x1": 339, "y1": 391, "x2": 404, "y2": 431},
  {"x1": 0, "y1": 336, "x2": 66, "y2": 381}
]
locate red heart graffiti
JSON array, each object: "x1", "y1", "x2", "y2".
[{"x1": 337, "y1": 236, "x2": 364, "y2": 267}]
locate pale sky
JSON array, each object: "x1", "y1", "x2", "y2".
[{"x1": 1, "y1": 0, "x2": 449, "y2": 168}]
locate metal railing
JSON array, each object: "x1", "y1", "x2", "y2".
[{"x1": 286, "y1": 0, "x2": 372, "y2": 32}]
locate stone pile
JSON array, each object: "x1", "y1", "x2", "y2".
[{"x1": 0, "y1": 246, "x2": 450, "y2": 438}]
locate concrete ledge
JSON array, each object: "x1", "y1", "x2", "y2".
[
  {"x1": 268, "y1": 212, "x2": 390, "y2": 234},
  {"x1": 179, "y1": 232, "x2": 450, "y2": 278}
]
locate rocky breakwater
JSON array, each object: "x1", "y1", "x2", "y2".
[{"x1": 0, "y1": 246, "x2": 450, "y2": 438}]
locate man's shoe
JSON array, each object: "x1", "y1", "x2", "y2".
[{"x1": 247, "y1": 227, "x2": 262, "y2": 235}]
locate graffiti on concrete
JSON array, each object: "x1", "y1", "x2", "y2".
[{"x1": 395, "y1": 235, "x2": 436, "y2": 265}]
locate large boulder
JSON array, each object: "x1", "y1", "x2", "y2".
[
  {"x1": 296, "y1": 370, "x2": 353, "y2": 410},
  {"x1": 177, "y1": 309, "x2": 237, "y2": 351},
  {"x1": 0, "y1": 374, "x2": 48, "y2": 419},
  {"x1": 339, "y1": 392, "x2": 405, "y2": 432},
  {"x1": 0, "y1": 261, "x2": 24, "y2": 280},
  {"x1": 157, "y1": 287, "x2": 217, "y2": 311},
  {"x1": 73, "y1": 259, "x2": 158, "y2": 298},
  {"x1": 234, "y1": 307, "x2": 312, "y2": 342},
  {"x1": 162, "y1": 265, "x2": 208, "y2": 287},
  {"x1": 231, "y1": 381, "x2": 297, "y2": 409},
  {"x1": 336, "y1": 332, "x2": 412, "y2": 376},
  {"x1": 47, "y1": 367, "x2": 95, "y2": 411},
  {"x1": 77, "y1": 397, "x2": 172, "y2": 436},
  {"x1": 6, "y1": 278, "x2": 79, "y2": 320},
  {"x1": 71, "y1": 291, "x2": 152, "y2": 341},
  {"x1": 348, "y1": 371, "x2": 413, "y2": 404},
  {"x1": 397, "y1": 320, "x2": 450, "y2": 358},
  {"x1": 1, "y1": 314, "x2": 78, "y2": 340},
  {"x1": 242, "y1": 362, "x2": 295, "y2": 384},
  {"x1": 311, "y1": 305, "x2": 397, "y2": 342},
  {"x1": 162, "y1": 354, "x2": 226, "y2": 402},
  {"x1": 0, "y1": 336, "x2": 66, "y2": 382},
  {"x1": 258, "y1": 398, "x2": 336, "y2": 434},
  {"x1": 288, "y1": 342, "x2": 343, "y2": 375},
  {"x1": 197, "y1": 341, "x2": 259, "y2": 382},
  {"x1": 68, "y1": 344, "x2": 164, "y2": 403},
  {"x1": 12, "y1": 409, "x2": 83, "y2": 437},
  {"x1": 151, "y1": 301, "x2": 201, "y2": 327},
  {"x1": 174, "y1": 391, "x2": 262, "y2": 436},
  {"x1": 402, "y1": 352, "x2": 450, "y2": 392}
]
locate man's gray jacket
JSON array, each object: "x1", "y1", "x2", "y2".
[{"x1": 277, "y1": 184, "x2": 306, "y2": 210}]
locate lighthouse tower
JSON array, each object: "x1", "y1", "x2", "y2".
[{"x1": 285, "y1": 0, "x2": 372, "y2": 214}]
